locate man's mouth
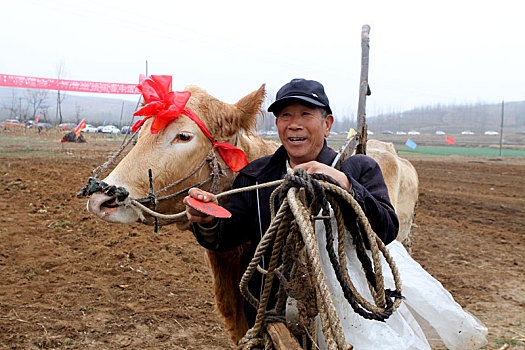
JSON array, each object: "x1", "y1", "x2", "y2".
[{"x1": 288, "y1": 137, "x2": 306, "y2": 143}]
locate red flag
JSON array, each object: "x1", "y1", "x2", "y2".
[
  {"x1": 74, "y1": 119, "x2": 86, "y2": 138},
  {"x1": 446, "y1": 136, "x2": 455, "y2": 145},
  {"x1": 35, "y1": 114, "x2": 40, "y2": 123}
]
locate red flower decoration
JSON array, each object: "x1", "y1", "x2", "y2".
[
  {"x1": 132, "y1": 75, "x2": 191, "y2": 134},
  {"x1": 131, "y1": 75, "x2": 249, "y2": 172}
]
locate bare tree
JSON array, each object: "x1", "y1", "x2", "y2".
[
  {"x1": 3, "y1": 91, "x2": 20, "y2": 119},
  {"x1": 75, "y1": 103, "x2": 83, "y2": 123},
  {"x1": 56, "y1": 61, "x2": 67, "y2": 125},
  {"x1": 40, "y1": 107, "x2": 50, "y2": 123},
  {"x1": 25, "y1": 89, "x2": 49, "y2": 120}
]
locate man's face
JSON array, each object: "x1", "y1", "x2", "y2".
[{"x1": 275, "y1": 101, "x2": 333, "y2": 167}]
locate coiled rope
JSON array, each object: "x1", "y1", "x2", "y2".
[{"x1": 237, "y1": 168, "x2": 403, "y2": 349}]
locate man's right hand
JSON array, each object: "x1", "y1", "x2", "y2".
[{"x1": 184, "y1": 188, "x2": 218, "y2": 225}]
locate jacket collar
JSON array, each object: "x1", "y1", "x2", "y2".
[{"x1": 241, "y1": 140, "x2": 337, "y2": 179}]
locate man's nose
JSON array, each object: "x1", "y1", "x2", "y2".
[{"x1": 287, "y1": 116, "x2": 304, "y2": 129}]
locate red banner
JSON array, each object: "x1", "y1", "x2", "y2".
[
  {"x1": 446, "y1": 136, "x2": 455, "y2": 145},
  {"x1": 0, "y1": 74, "x2": 139, "y2": 94}
]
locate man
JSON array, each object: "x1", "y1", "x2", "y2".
[{"x1": 184, "y1": 78, "x2": 399, "y2": 327}]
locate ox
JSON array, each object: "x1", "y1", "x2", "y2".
[{"x1": 86, "y1": 84, "x2": 418, "y2": 344}]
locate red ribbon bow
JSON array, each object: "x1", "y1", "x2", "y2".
[
  {"x1": 132, "y1": 75, "x2": 248, "y2": 172},
  {"x1": 132, "y1": 75, "x2": 191, "y2": 133}
]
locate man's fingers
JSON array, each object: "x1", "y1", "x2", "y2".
[{"x1": 187, "y1": 188, "x2": 215, "y2": 202}]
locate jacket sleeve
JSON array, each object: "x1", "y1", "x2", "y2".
[
  {"x1": 340, "y1": 154, "x2": 399, "y2": 244},
  {"x1": 191, "y1": 173, "x2": 259, "y2": 251}
]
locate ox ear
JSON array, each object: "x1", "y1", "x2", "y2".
[{"x1": 217, "y1": 84, "x2": 265, "y2": 139}]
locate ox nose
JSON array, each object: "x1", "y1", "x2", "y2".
[
  {"x1": 87, "y1": 192, "x2": 141, "y2": 224},
  {"x1": 87, "y1": 192, "x2": 118, "y2": 219}
]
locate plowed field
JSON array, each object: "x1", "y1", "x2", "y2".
[{"x1": 1, "y1": 132, "x2": 523, "y2": 349}]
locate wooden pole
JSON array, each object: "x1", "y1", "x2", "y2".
[
  {"x1": 499, "y1": 100, "x2": 504, "y2": 157},
  {"x1": 356, "y1": 24, "x2": 371, "y2": 155},
  {"x1": 331, "y1": 25, "x2": 371, "y2": 169},
  {"x1": 266, "y1": 322, "x2": 302, "y2": 350},
  {"x1": 119, "y1": 101, "x2": 125, "y2": 126}
]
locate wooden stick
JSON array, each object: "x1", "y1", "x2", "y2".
[
  {"x1": 266, "y1": 322, "x2": 302, "y2": 350},
  {"x1": 332, "y1": 24, "x2": 371, "y2": 169},
  {"x1": 356, "y1": 24, "x2": 371, "y2": 156}
]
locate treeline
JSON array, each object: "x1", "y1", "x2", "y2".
[
  {"x1": 1, "y1": 87, "x2": 524, "y2": 133},
  {"x1": 367, "y1": 101, "x2": 525, "y2": 134},
  {"x1": 0, "y1": 87, "x2": 137, "y2": 127}
]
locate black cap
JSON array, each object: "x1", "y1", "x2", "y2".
[{"x1": 268, "y1": 78, "x2": 332, "y2": 115}]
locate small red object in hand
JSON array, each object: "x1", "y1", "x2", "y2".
[{"x1": 186, "y1": 197, "x2": 232, "y2": 218}]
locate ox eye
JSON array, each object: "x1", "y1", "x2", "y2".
[{"x1": 172, "y1": 132, "x2": 193, "y2": 143}]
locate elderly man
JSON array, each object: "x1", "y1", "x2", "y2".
[{"x1": 184, "y1": 78, "x2": 398, "y2": 327}]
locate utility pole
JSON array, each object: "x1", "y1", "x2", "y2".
[
  {"x1": 119, "y1": 101, "x2": 125, "y2": 126},
  {"x1": 499, "y1": 100, "x2": 504, "y2": 157}
]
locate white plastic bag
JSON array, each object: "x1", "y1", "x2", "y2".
[{"x1": 313, "y1": 217, "x2": 488, "y2": 350}]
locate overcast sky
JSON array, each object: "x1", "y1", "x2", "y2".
[{"x1": 2, "y1": 0, "x2": 524, "y2": 117}]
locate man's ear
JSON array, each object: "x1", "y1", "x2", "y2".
[{"x1": 324, "y1": 114, "x2": 334, "y2": 137}]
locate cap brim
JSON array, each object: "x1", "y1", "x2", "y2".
[{"x1": 268, "y1": 96, "x2": 330, "y2": 114}]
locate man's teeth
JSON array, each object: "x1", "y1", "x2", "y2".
[{"x1": 289, "y1": 137, "x2": 306, "y2": 141}]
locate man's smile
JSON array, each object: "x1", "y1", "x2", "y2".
[{"x1": 288, "y1": 137, "x2": 307, "y2": 143}]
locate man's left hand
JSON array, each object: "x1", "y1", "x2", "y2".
[{"x1": 293, "y1": 161, "x2": 351, "y2": 191}]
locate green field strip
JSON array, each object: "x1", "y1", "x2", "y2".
[{"x1": 395, "y1": 146, "x2": 525, "y2": 156}]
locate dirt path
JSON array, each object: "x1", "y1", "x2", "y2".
[{"x1": 0, "y1": 133, "x2": 523, "y2": 349}]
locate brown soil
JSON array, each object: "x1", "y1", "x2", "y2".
[{"x1": 0, "y1": 131, "x2": 524, "y2": 349}]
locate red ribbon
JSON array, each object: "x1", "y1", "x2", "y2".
[{"x1": 132, "y1": 75, "x2": 248, "y2": 172}]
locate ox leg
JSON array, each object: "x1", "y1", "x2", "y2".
[{"x1": 206, "y1": 245, "x2": 250, "y2": 344}]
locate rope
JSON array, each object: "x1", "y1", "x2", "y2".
[
  {"x1": 237, "y1": 168, "x2": 403, "y2": 349},
  {"x1": 92, "y1": 128, "x2": 139, "y2": 179}
]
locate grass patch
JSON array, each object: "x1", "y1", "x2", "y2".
[
  {"x1": 0, "y1": 150, "x2": 65, "y2": 158},
  {"x1": 0, "y1": 135, "x2": 53, "y2": 144},
  {"x1": 0, "y1": 135, "x2": 69, "y2": 158},
  {"x1": 489, "y1": 337, "x2": 524, "y2": 346},
  {"x1": 396, "y1": 146, "x2": 525, "y2": 156},
  {"x1": 49, "y1": 220, "x2": 72, "y2": 228}
]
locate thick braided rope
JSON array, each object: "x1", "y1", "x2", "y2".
[
  {"x1": 329, "y1": 195, "x2": 386, "y2": 313},
  {"x1": 320, "y1": 181, "x2": 387, "y2": 307},
  {"x1": 287, "y1": 187, "x2": 351, "y2": 350},
  {"x1": 321, "y1": 181, "x2": 402, "y2": 310},
  {"x1": 239, "y1": 203, "x2": 295, "y2": 348},
  {"x1": 309, "y1": 180, "x2": 396, "y2": 322},
  {"x1": 250, "y1": 213, "x2": 289, "y2": 336},
  {"x1": 239, "y1": 200, "x2": 292, "y2": 310},
  {"x1": 239, "y1": 186, "x2": 348, "y2": 349}
]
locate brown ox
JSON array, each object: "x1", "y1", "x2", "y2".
[{"x1": 87, "y1": 85, "x2": 418, "y2": 344}]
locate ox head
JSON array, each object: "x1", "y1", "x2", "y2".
[{"x1": 86, "y1": 84, "x2": 265, "y2": 228}]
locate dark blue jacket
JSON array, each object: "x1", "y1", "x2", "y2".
[{"x1": 191, "y1": 141, "x2": 399, "y2": 326}]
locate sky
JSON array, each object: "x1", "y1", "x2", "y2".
[{"x1": 1, "y1": 0, "x2": 524, "y2": 118}]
